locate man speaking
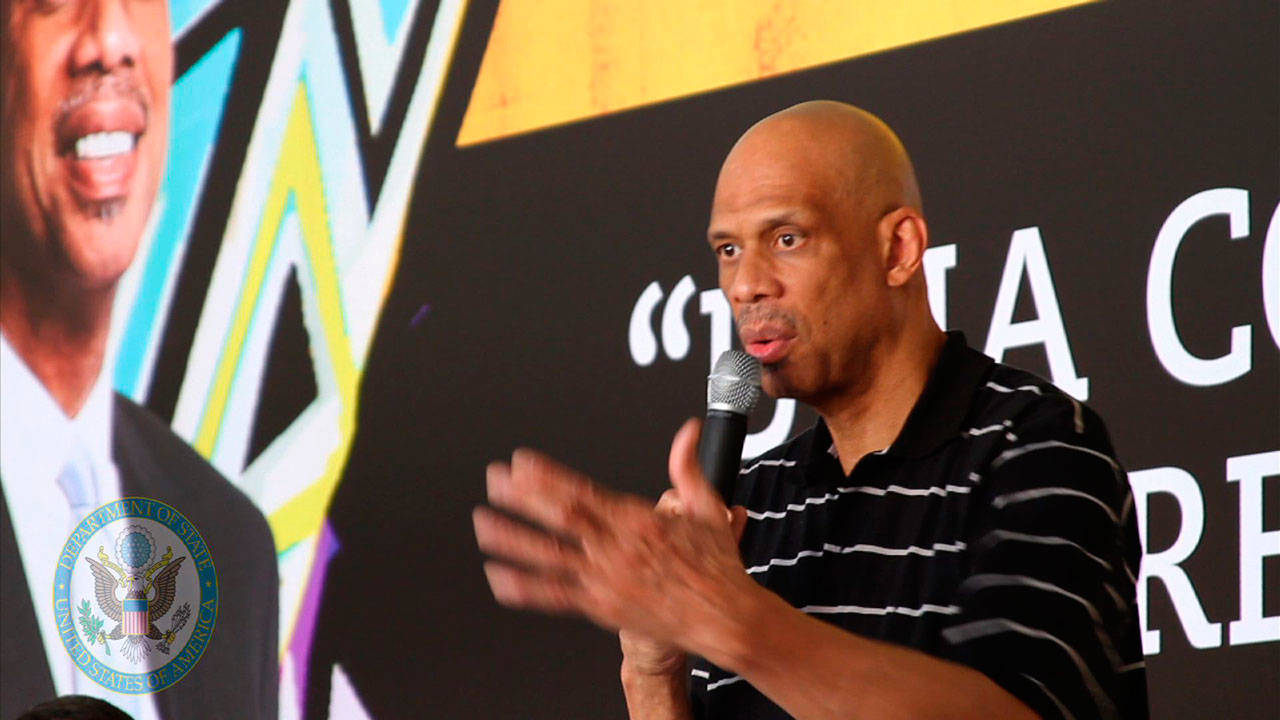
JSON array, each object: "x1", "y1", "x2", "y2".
[
  {"x1": 1, "y1": 1, "x2": 276, "y2": 717},
  {"x1": 473, "y1": 101, "x2": 1148, "y2": 719}
]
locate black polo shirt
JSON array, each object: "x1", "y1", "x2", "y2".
[{"x1": 690, "y1": 332, "x2": 1149, "y2": 720}]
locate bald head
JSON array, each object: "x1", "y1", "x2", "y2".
[
  {"x1": 719, "y1": 101, "x2": 921, "y2": 225},
  {"x1": 706, "y1": 101, "x2": 939, "y2": 408}
]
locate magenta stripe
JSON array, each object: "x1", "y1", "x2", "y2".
[{"x1": 288, "y1": 521, "x2": 340, "y2": 709}]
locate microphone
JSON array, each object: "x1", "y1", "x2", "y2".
[{"x1": 699, "y1": 350, "x2": 763, "y2": 502}]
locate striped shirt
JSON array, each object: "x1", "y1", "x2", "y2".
[{"x1": 690, "y1": 332, "x2": 1149, "y2": 720}]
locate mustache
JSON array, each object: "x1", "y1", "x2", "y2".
[
  {"x1": 55, "y1": 71, "x2": 149, "y2": 129},
  {"x1": 735, "y1": 305, "x2": 799, "y2": 332}
]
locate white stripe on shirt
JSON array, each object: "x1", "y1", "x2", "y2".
[
  {"x1": 800, "y1": 602, "x2": 960, "y2": 617},
  {"x1": 744, "y1": 492, "x2": 843, "y2": 519},
  {"x1": 838, "y1": 483, "x2": 973, "y2": 498},
  {"x1": 986, "y1": 381, "x2": 1043, "y2": 395},
  {"x1": 975, "y1": 529, "x2": 1113, "y2": 571},
  {"x1": 691, "y1": 668, "x2": 747, "y2": 691},
  {"x1": 1021, "y1": 672, "x2": 1079, "y2": 720},
  {"x1": 991, "y1": 487, "x2": 1119, "y2": 523},
  {"x1": 943, "y1": 618, "x2": 1118, "y2": 719},
  {"x1": 745, "y1": 482, "x2": 971, "y2": 520},
  {"x1": 746, "y1": 540, "x2": 966, "y2": 574},
  {"x1": 965, "y1": 421, "x2": 1011, "y2": 437},
  {"x1": 692, "y1": 604, "x2": 958, "y2": 692},
  {"x1": 739, "y1": 457, "x2": 798, "y2": 474},
  {"x1": 992, "y1": 440, "x2": 1120, "y2": 472},
  {"x1": 958, "y1": 574, "x2": 1125, "y2": 670},
  {"x1": 1067, "y1": 396, "x2": 1085, "y2": 434},
  {"x1": 707, "y1": 675, "x2": 745, "y2": 690}
]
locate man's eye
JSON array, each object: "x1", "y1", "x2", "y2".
[
  {"x1": 717, "y1": 244, "x2": 739, "y2": 258},
  {"x1": 778, "y1": 233, "x2": 798, "y2": 248}
]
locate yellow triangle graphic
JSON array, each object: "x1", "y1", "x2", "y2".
[{"x1": 457, "y1": 0, "x2": 1096, "y2": 146}]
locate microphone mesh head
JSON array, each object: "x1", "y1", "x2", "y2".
[{"x1": 707, "y1": 350, "x2": 763, "y2": 415}]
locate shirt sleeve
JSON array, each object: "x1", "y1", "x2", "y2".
[{"x1": 941, "y1": 396, "x2": 1149, "y2": 720}]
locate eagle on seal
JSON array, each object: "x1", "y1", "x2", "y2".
[{"x1": 85, "y1": 555, "x2": 186, "y2": 643}]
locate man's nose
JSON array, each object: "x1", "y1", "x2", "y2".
[
  {"x1": 726, "y1": 247, "x2": 783, "y2": 306},
  {"x1": 69, "y1": 0, "x2": 142, "y2": 74}
]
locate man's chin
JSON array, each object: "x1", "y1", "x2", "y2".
[
  {"x1": 78, "y1": 197, "x2": 128, "y2": 223},
  {"x1": 761, "y1": 360, "x2": 827, "y2": 405},
  {"x1": 760, "y1": 370, "x2": 796, "y2": 402},
  {"x1": 54, "y1": 204, "x2": 147, "y2": 288}
]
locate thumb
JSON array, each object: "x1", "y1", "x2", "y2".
[
  {"x1": 729, "y1": 505, "x2": 749, "y2": 543},
  {"x1": 668, "y1": 417, "x2": 725, "y2": 521}
]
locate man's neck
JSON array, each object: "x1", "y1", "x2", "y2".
[
  {"x1": 815, "y1": 324, "x2": 946, "y2": 475},
  {"x1": 0, "y1": 268, "x2": 113, "y2": 418}
]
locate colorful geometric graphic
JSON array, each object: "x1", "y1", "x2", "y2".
[{"x1": 107, "y1": 0, "x2": 468, "y2": 716}]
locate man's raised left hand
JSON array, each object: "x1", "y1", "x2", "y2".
[{"x1": 472, "y1": 418, "x2": 757, "y2": 659}]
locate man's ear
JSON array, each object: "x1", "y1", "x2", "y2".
[{"x1": 880, "y1": 207, "x2": 929, "y2": 287}]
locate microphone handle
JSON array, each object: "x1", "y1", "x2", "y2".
[{"x1": 699, "y1": 409, "x2": 748, "y2": 502}]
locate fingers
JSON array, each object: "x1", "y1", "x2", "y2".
[
  {"x1": 486, "y1": 449, "x2": 610, "y2": 538},
  {"x1": 654, "y1": 489, "x2": 684, "y2": 516},
  {"x1": 666, "y1": 418, "x2": 703, "y2": 490},
  {"x1": 667, "y1": 418, "x2": 725, "y2": 521},
  {"x1": 476, "y1": 442, "x2": 752, "y2": 641},
  {"x1": 728, "y1": 505, "x2": 749, "y2": 543},
  {"x1": 482, "y1": 561, "x2": 580, "y2": 615},
  {"x1": 473, "y1": 506, "x2": 583, "y2": 573}
]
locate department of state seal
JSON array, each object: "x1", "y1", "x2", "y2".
[{"x1": 53, "y1": 497, "x2": 218, "y2": 694}]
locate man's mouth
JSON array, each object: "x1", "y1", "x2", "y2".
[
  {"x1": 740, "y1": 325, "x2": 797, "y2": 365},
  {"x1": 73, "y1": 130, "x2": 137, "y2": 160},
  {"x1": 59, "y1": 119, "x2": 145, "y2": 205},
  {"x1": 54, "y1": 77, "x2": 150, "y2": 208},
  {"x1": 745, "y1": 337, "x2": 795, "y2": 365},
  {"x1": 64, "y1": 131, "x2": 141, "y2": 206}
]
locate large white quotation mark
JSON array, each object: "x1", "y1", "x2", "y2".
[
  {"x1": 661, "y1": 275, "x2": 697, "y2": 360},
  {"x1": 629, "y1": 278, "x2": 795, "y2": 458},
  {"x1": 629, "y1": 275, "x2": 699, "y2": 365},
  {"x1": 629, "y1": 275, "x2": 703, "y2": 365},
  {"x1": 629, "y1": 281, "x2": 664, "y2": 366}
]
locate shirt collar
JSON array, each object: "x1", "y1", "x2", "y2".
[
  {"x1": 0, "y1": 331, "x2": 117, "y2": 489},
  {"x1": 72, "y1": 349, "x2": 116, "y2": 470},
  {"x1": 798, "y1": 331, "x2": 994, "y2": 471},
  {"x1": 886, "y1": 330, "x2": 993, "y2": 458},
  {"x1": 1, "y1": 333, "x2": 75, "y2": 487},
  {"x1": 794, "y1": 416, "x2": 840, "y2": 476}
]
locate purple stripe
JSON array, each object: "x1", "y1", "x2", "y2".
[{"x1": 288, "y1": 521, "x2": 340, "y2": 708}]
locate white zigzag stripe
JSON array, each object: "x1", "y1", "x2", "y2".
[
  {"x1": 943, "y1": 619, "x2": 1117, "y2": 718},
  {"x1": 744, "y1": 482, "x2": 972, "y2": 520},
  {"x1": 707, "y1": 675, "x2": 746, "y2": 690},
  {"x1": 800, "y1": 602, "x2": 960, "y2": 617},
  {"x1": 966, "y1": 423, "x2": 1007, "y2": 436},
  {"x1": 690, "y1": 668, "x2": 747, "y2": 691},
  {"x1": 986, "y1": 381, "x2": 1043, "y2": 395},
  {"x1": 739, "y1": 457, "x2": 798, "y2": 474},
  {"x1": 746, "y1": 541, "x2": 967, "y2": 574},
  {"x1": 992, "y1": 487, "x2": 1119, "y2": 524},
  {"x1": 691, "y1": 603, "x2": 957, "y2": 692},
  {"x1": 992, "y1": 440, "x2": 1120, "y2": 472},
  {"x1": 840, "y1": 483, "x2": 973, "y2": 497}
]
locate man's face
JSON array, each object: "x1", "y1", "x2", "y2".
[
  {"x1": 2, "y1": 0, "x2": 172, "y2": 291},
  {"x1": 707, "y1": 127, "x2": 893, "y2": 404}
]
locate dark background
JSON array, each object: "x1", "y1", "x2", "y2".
[{"x1": 222, "y1": 0, "x2": 1277, "y2": 717}]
